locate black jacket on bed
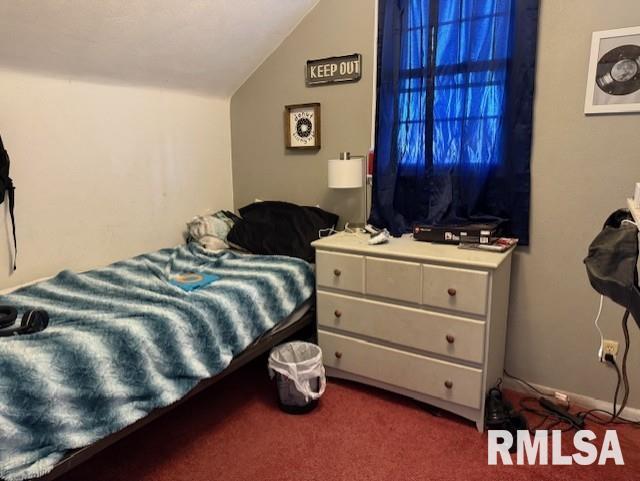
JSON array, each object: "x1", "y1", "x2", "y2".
[{"x1": 227, "y1": 201, "x2": 339, "y2": 262}]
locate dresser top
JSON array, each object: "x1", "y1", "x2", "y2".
[{"x1": 311, "y1": 232, "x2": 513, "y2": 269}]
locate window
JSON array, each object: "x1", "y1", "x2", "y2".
[
  {"x1": 396, "y1": 0, "x2": 512, "y2": 169},
  {"x1": 371, "y1": 0, "x2": 538, "y2": 243}
]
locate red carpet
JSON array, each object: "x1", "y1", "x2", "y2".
[{"x1": 62, "y1": 357, "x2": 640, "y2": 481}]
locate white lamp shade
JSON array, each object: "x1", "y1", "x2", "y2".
[{"x1": 328, "y1": 158, "x2": 363, "y2": 189}]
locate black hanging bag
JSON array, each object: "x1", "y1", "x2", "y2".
[
  {"x1": 584, "y1": 209, "x2": 640, "y2": 329},
  {"x1": 0, "y1": 135, "x2": 16, "y2": 270}
]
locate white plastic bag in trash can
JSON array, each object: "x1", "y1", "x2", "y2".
[{"x1": 268, "y1": 341, "x2": 326, "y2": 403}]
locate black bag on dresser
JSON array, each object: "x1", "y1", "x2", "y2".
[{"x1": 0, "y1": 135, "x2": 17, "y2": 270}]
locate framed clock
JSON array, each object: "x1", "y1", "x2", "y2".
[{"x1": 284, "y1": 103, "x2": 321, "y2": 150}]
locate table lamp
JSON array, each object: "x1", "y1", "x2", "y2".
[{"x1": 328, "y1": 152, "x2": 367, "y2": 227}]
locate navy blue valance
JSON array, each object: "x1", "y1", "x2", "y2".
[{"x1": 370, "y1": 0, "x2": 539, "y2": 244}]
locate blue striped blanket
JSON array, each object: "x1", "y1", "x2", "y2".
[{"x1": 0, "y1": 244, "x2": 314, "y2": 481}]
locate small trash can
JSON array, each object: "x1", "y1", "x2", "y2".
[{"x1": 268, "y1": 341, "x2": 326, "y2": 414}]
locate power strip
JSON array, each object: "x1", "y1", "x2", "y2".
[{"x1": 538, "y1": 397, "x2": 584, "y2": 429}]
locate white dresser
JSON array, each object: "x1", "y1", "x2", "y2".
[{"x1": 311, "y1": 232, "x2": 513, "y2": 431}]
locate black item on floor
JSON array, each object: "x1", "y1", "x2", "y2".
[
  {"x1": 0, "y1": 135, "x2": 17, "y2": 271},
  {"x1": 227, "y1": 201, "x2": 339, "y2": 262},
  {"x1": 268, "y1": 341, "x2": 326, "y2": 414},
  {"x1": 537, "y1": 397, "x2": 584, "y2": 429},
  {"x1": 485, "y1": 387, "x2": 528, "y2": 452},
  {"x1": 584, "y1": 208, "x2": 640, "y2": 329}
]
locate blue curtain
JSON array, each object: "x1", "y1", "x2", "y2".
[{"x1": 370, "y1": 0, "x2": 539, "y2": 244}]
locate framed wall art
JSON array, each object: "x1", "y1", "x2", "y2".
[
  {"x1": 284, "y1": 103, "x2": 321, "y2": 150},
  {"x1": 585, "y1": 26, "x2": 640, "y2": 114}
]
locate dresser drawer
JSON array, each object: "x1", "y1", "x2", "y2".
[
  {"x1": 365, "y1": 257, "x2": 421, "y2": 304},
  {"x1": 316, "y1": 251, "x2": 364, "y2": 294},
  {"x1": 317, "y1": 291, "x2": 485, "y2": 363},
  {"x1": 319, "y1": 330, "x2": 482, "y2": 409},
  {"x1": 422, "y1": 264, "x2": 489, "y2": 316}
]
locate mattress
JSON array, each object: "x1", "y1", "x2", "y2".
[{"x1": 0, "y1": 243, "x2": 315, "y2": 481}]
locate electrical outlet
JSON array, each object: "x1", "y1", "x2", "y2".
[{"x1": 603, "y1": 340, "x2": 619, "y2": 359}]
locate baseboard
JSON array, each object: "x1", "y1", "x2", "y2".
[{"x1": 503, "y1": 378, "x2": 640, "y2": 422}]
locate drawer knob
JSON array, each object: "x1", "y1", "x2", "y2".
[
  {"x1": 335, "y1": 351, "x2": 343, "y2": 359},
  {"x1": 447, "y1": 288, "x2": 457, "y2": 297},
  {"x1": 334, "y1": 309, "x2": 342, "y2": 318},
  {"x1": 446, "y1": 334, "x2": 455, "y2": 344},
  {"x1": 444, "y1": 380, "x2": 453, "y2": 389},
  {"x1": 334, "y1": 268, "x2": 342, "y2": 277}
]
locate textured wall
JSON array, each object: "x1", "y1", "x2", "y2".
[
  {"x1": 0, "y1": 68, "x2": 233, "y2": 289},
  {"x1": 231, "y1": 0, "x2": 640, "y2": 406},
  {"x1": 230, "y1": 0, "x2": 375, "y2": 225}
]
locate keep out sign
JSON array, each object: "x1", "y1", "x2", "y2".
[{"x1": 306, "y1": 54, "x2": 362, "y2": 85}]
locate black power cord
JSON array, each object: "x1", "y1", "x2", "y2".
[
  {"x1": 620, "y1": 310, "x2": 631, "y2": 415},
  {"x1": 502, "y1": 371, "x2": 577, "y2": 434},
  {"x1": 513, "y1": 353, "x2": 639, "y2": 432},
  {"x1": 517, "y1": 396, "x2": 577, "y2": 433},
  {"x1": 577, "y1": 310, "x2": 638, "y2": 427},
  {"x1": 503, "y1": 369, "x2": 555, "y2": 398},
  {"x1": 579, "y1": 409, "x2": 640, "y2": 426},
  {"x1": 502, "y1": 309, "x2": 638, "y2": 431}
]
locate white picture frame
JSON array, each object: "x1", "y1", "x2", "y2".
[{"x1": 584, "y1": 26, "x2": 640, "y2": 115}]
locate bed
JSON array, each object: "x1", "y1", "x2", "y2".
[{"x1": 0, "y1": 243, "x2": 316, "y2": 481}]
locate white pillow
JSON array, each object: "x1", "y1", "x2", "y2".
[
  {"x1": 199, "y1": 236, "x2": 228, "y2": 251},
  {"x1": 187, "y1": 216, "x2": 230, "y2": 249}
]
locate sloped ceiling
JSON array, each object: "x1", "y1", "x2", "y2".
[{"x1": 0, "y1": 0, "x2": 319, "y2": 97}]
